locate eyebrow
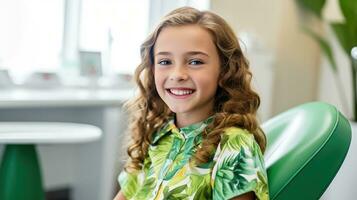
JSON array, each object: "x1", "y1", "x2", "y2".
[{"x1": 155, "y1": 51, "x2": 209, "y2": 57}]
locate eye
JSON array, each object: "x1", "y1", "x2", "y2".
[
  {"x1": 157, "y1": 59, "x2": 172, "y2": 65},
  {"x1": 189, "y1": 59, "x2": 204, "y2": 65}
]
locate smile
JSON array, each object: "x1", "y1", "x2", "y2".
[{"x1": 166, "y1": 88, "x2": 195, "y2": 98}]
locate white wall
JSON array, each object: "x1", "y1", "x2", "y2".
[{"x1": 210, "y1": 0, "x2": 321, "y2": 117}]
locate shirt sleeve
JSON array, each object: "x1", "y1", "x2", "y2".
[
  {"x1": 211, "y1": 127, "x2": 269, "y2": 200},
  {"x1": 118, "y1": 169, "x2": 142, "y2": 199}
]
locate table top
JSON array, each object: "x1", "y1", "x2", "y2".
[
  {"x1": 0, "y1": 122, "x2": 102, "y2": 144},
  {"x1": 0, "y1": 88, "x2": 136, "y2": 108}
]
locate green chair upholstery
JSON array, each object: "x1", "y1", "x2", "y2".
[{"x1": 262, "y1": 101, "x2": 352, "y2": 200}]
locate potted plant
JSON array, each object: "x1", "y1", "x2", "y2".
[{"x1": 295, "y1": 0, "x2": 357, "y2": 121}]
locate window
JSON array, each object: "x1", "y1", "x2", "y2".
[
  {"x1": 80, "y1": 0, "x2": 149, "y2": 75},
  {"x1": 0, "y1": 0, "x2": 210, "y2": 82},
  {"x1": 79, "y1": 0, "x2": 209, "y2": 75},
  {"x1": 0, "y1": 0, "x2": 64, "y2": 82}
]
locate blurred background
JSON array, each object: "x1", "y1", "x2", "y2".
[{"x1": 0, "y1": 0, "x2": 355, "y2": 200}]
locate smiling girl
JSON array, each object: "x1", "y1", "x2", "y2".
[{"x1": 114, "y1": 7, "x2": 269, "y2": 200}]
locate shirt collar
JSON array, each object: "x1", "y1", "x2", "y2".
[{"x1": 152, "y1": 115, "x2": 214, "y2": 144}]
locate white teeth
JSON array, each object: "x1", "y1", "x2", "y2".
[{"x1": 169, "y1": 89, "x2": 193, "y2": 96}]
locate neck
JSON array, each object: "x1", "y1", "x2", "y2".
[{"x1": 175, "y1": 108, "x2": 214, "y2": 128}]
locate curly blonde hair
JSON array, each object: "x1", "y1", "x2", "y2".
[{"x1": 124, "y1": 7, "x2": 266, "y2": 172}]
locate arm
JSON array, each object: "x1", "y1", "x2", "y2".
[
  {"x1": 213, "y1": 129, "x2": 268, "y2": 200},
  {"x1": 230, "y1": 191, "x2": 255, "y2": 200},
  {"x1": 113, "y1": 191, "x2": 126, "y2": 200}
]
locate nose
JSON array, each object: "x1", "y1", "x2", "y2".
[{"x1": 169, "y1": 65, "x2": 188, "y2": 81}]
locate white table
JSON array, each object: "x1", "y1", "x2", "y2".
[
  {"x1": 0, "y1": 88, "x2": 134, "y2": 200},
  {"x1": 0, "y1": 122, "x2": 101, "y2": 143},
  {"x1": 0, "y1": 122, "x2": 102, "y2": 200}
]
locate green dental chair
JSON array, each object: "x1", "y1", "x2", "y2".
[{"x1": 262, "y1": 101, "x2": 352, "y2": 199}]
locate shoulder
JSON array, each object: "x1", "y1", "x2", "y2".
[
  {"x1": 222, "y1": 127, "x2": 253, "y2": 138},
  {"x1": 212, "y1": 126, "x2": 264, "y2": 167},
  {"x1": 219, "y1": 127, "x2": 256, "y2": 151},
  {"x1": 151, "y1": 118, "x2": 175, "y2": 144}
]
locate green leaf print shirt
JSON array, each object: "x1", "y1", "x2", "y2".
[{"x1": 118, "y1": 116, "x2": 269, "y2": 200}]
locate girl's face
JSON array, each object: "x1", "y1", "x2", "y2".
[{"x1": 153, "y1": 25, "x2": 220, "y2": 127}]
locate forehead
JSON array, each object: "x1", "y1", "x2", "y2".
[{"x1": 154, "y1": 25, "x2": 217, "y2": 55}]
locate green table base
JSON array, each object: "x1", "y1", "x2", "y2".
[{"x1": 0, "y1": 144, "x2": 44, "y2": 200}]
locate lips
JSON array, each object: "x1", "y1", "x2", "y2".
[{"x1": 166, "y1": 88, "x2": 195, "y2": 98}]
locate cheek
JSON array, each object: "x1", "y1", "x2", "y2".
[
  {"x1": 154, "y1": 69, "x2": 164, "y2": 91},
  {"x1": 198, "y1": 65, "x2": 220, "y2": 91},
  {"x1": 197, "y1": 76, "x2": 219, "y2": 93}
]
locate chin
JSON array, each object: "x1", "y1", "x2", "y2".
[{"x1": 168, "y1": 106, "x2": 190, "y2": 114}]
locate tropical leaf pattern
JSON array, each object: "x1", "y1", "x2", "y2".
[{"x1": 118, "y1": 117, "x2": 269, "y2": 200}]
